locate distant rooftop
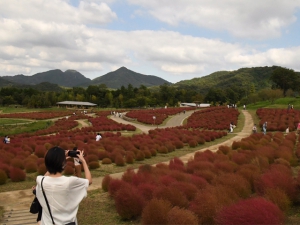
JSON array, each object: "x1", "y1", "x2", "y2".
[{"x1": 56, "y1": 101, "x2": 97, "y2": 106}]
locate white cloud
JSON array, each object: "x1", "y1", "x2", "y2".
[
  {"x1": 0, "y1": 0, "x2": 300, "y2": 83},
  {"x1": 0, "y1": 0, "x2": 116, "y2": 25},
  {"x1": 127, "y1": 0, "x2": 300, "y2": 39}
]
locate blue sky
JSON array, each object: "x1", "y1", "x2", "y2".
[{"x1": 1, "y1": 0, "x2": 300, "y2": 83}]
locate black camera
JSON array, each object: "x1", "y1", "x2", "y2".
[{"x1": 68, "y1": 150, "x2": 79, "y2": 157}]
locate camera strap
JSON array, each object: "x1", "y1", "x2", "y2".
[{"x1": 41, "y1": 177, "x2": 55, "y2": 225}]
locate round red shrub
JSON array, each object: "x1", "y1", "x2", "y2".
[
  {"x1": 64, "y1": 165, "x2": 74, "y2": 175},
  {"x1": 157, "y1": 146, "x2": 168, "y2": 154},
  {"x1": 10, "y1": 158, "x2": 24, "y2": 170},
  {"x1": 172, "y1": 181, "x2": 198, "y2": 201},
  {"x1": 37, "y1": 163, "x2": 47, "y2": 175},
  {"x1": 218, "y1": 145, "x2": 231, "y2": 155},
  {"x1": 125, "y1": 154, "x2": 134, "y2": 164},
  {"x1": 114, "y1": 186, "x2": 145, "y2": 219},
  {"x1": 141, "y1": 198, "x2": 172, "y2": 225},
  {"x1": 9, "y1": 167, "x2": 26, "y2": 182},
  {"x1": 215, "y1": 197, "x2": 284, "y2": 225},
  {"x1": 34, "y1": 145, "x2": 47, "y2": 158},
  {"x1": 98, "y1": 150, "x2": 109, "y2": 160},
  {"x1": 25, "y1": 161, "x2": 38, "y2": 173},
  {"x1": 153, "y1": 186, "x2": 189, "y2": 208},
  {"x1": 137, "y1": 183, "x2": 157, "y2": 201},
  {"x1": 0, "y1": 163, "x2": 10, "y2": 177},
  {"x1": 135, "y1": 151, "x2": 145, "y2": 161},
  {"x1": 0, "y1": 169, "x2": 7, "y2": 185},
  {"x1": 88, "y1": 161, "x2": 100, "y2": 169},
  {"x1": 167, "y1": 206, "x2": 198, "y2": 225},
  {"x1": 264, "y1": 188, "x2": 291, "y2": 212},
  {"x1": 102, "y1": 158, "x2": 112, "y2": 164},
  {"x1": 86, "y1": 154, "x2": 98, "y2": 163},
  {"x1": 108, "y1": 179, "x2": 129, "y2": 197},
  {"x1": 115, "y1": 154, "x2": 125, "y2": 166},
  {"x1": 102, "y1": 175, "x2": 112, "y2": 192},
  {"x1": 189, "y1": 188, "x2": 219, "y2": 224},
  {"x1": 188, "y1": 139, "x2": 198, "y2": 148}
]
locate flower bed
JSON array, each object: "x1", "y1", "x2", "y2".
[
  {"x1": 256, "y1": 108, "x2": 300, "y2": 131},
  {"x1": 0, "y1": 111, "x2": 73, "y2": 119},
  {"x1": 186, "y1": 106, "x2": 239, "y2": 130},
  {"x1": 102, "y1": 131, "x2": 298, "y2": 224}
]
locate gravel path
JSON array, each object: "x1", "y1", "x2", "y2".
[{"x1": 0, "y1": 109, "x2": 253, "y2": 224}]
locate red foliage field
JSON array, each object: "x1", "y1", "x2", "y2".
[
  {"x1": 256, "y1": 108, "x2": 300, "y2": 131},
  {"x1": 186, "y1": 106, "x2": 239, "y2": 130},
  {"x1": 102, "y1": 130, "x2": 300, "y2": 224}
]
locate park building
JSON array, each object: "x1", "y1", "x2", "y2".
[
  {"x1": 56, "y1": 101, "x2": 97, "y2": 109},
  {"x1": 180, "y1": 102, "x2": 211, "y2": 107}
]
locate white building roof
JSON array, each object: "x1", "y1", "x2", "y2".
[{"x1": 56, "y1": 101, "x2": 97, "y2": 106}]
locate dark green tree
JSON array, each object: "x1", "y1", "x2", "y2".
[{"x1": 270, "y1": 67, "x2": 299, "y2": 96}]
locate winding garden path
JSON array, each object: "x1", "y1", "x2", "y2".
[{"x1": 0, "y1": 110, "x2": 253, "y2": 225}]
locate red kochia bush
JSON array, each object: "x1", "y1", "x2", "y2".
[
  {"x1": 108, "y1": 179, "x2": 130, "y2": 197},
  {"x1": 0, "y1": 169, "x2": 7, "y2": 185},
  {"x1": 141, "y1": 198, "x2": 172, "y2": 225},
  {"x1": 189, "y1": 188, "x2": 219, "y2": 224},
  {"x1": 153, "y1": 186, "x2": 189, "y2": 208},
  {"x1": 102, "y1": 175, "x2": 112, "y2": 192},
  {"x1": 25, "y1": 161, "x2": 38, "y2": 173},
  {"x1": 114, "y1": 186, "x2": 145, "y2": 219},
  {"x1": 215, "y1": 197, "x2": 284, "y2": 225},
  {"x1": 37, "y1": 163, "x2": 47, "y2": 175},
  {"x1": 254, "y1": 166, "x2": 296, "y2": 201},
  {"x1": 167, "y1": 206, "x2": 198, "y2": 225},
  {"x1": 9, "y1": 167, "x2": 26, "y2": 182}
]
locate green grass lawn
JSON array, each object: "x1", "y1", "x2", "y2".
[
  {"x1": 0, "y1": 118, "x2": 33, "y2": 125},
  {"x1": 0, "y1": 120, "x2": 53, "y2": 136}
]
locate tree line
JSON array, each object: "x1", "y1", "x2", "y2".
[{"x1": 0, "y1": 67, "x2": 298, "y2": 108}]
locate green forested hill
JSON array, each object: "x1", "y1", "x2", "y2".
[
  {"x1": 2, "y1": 69, "x2": 91, "y2": 87},
  {"x1": 174, "y1": 66, "x2": 281, "y2": 95},
  {"x1": 14, "y1": 82, "x2": 63, "y2": 92},
  {"x1": 91, "y1": 66, "x2": 171, "y2": 89},
  {"x1": 0, "y1": 77, "x2": 15, "y2": 87}
]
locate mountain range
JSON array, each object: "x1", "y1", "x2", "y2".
[
  {"x1": 1, "y1": 66, "x2": 299, "y2": 95},
  {"x1": 0, "y1": 67, "x2": 171, "y2": 89}
]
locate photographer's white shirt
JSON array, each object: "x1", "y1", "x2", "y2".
[{"x1": 36, "y1": 176, "x2": 89, "y2": 225}]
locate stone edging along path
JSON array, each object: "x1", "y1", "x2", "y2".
[{"x1": 0, "y1": 110, "x2": 253, "y2": 224}]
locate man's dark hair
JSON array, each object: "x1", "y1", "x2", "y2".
[{"x1": 45, "y1": 146, "x2": 66, "y2": 174}]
